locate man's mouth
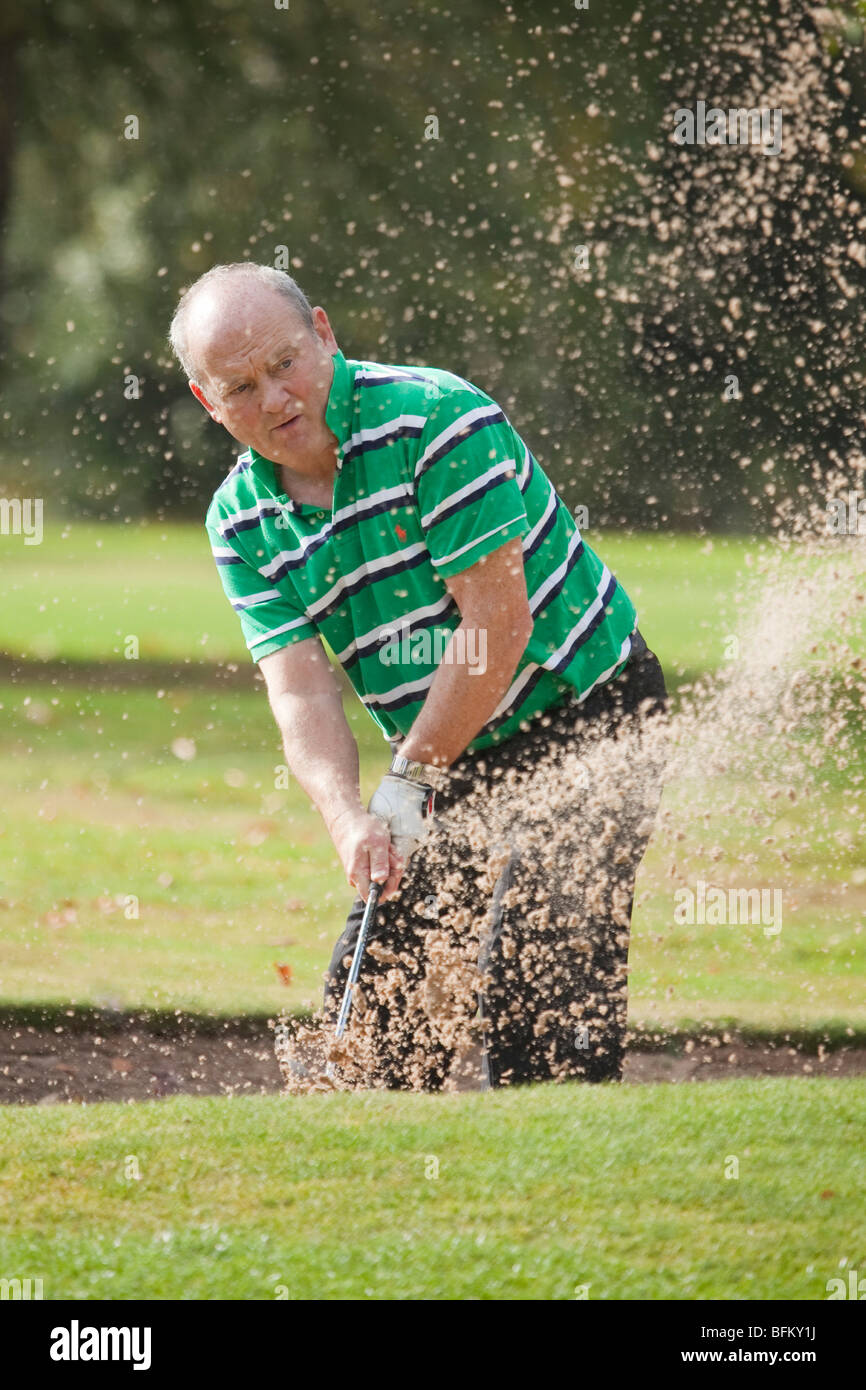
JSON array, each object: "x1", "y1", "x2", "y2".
[{"x1": 273, "y1": 415, "x2": 301, "y2": 432}]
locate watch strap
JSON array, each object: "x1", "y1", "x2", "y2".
[{"x1": 389, "y1": 753, "x2": 448, "y2": 791}]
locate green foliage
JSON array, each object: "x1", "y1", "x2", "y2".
[{"x1": 4, "y1": 1, "x2": 866, "y2": 527}]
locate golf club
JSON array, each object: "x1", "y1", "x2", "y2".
[{"x1": 325, "y1": 879, "x2": 383, "y2": 1079}]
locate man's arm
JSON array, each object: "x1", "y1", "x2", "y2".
[
  {"x1": 398, "y1": 537, "x2": 534, "y2": 769},
  {"x1": 258, "y1": 637, "x2": 400, "y2": 901}
]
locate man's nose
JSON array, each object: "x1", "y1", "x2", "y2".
[{"x1": 261, "y1": 377, "x2": 294, "y2": 415}]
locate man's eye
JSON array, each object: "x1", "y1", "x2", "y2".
[
  {"x1": 279, "y1": 359, "x2": 293, "y2": 369},
  {"x1": 232, "y1": 383, "x2": 249, "y2": 395}
]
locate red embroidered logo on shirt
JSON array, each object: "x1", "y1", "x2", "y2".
[{"x1": 395, "y1": 524, "x2": 407, "y2": 540}]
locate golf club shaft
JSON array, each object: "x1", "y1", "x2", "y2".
[{"x1": 334, "y1": 880, "x2": 382, "y2": 1043}]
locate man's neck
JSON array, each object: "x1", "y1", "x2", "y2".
[{"x1": 274, "y1": 456, "x2": 337, "y2": 506}]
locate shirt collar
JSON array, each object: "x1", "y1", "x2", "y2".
[
  {"x1": 324, "y1": 347, "x2": 355, "y2": 457},
  {"x1": 246, "y1": 348, "x2": 355, "y2": 506}
]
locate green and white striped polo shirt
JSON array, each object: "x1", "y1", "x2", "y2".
[{"x1": 205, "y1": 348, "x2": 639, "y2": 752}]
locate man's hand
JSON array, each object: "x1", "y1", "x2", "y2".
[
  {"x1": 330, "y1": 806, "x2": 404, "y2": 904},
  {"x1": 368, "y1": 774, "x2": 436, "y2": 871}
]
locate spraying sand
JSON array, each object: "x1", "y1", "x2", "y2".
[{"x1": 277, "y1": 2, "x2": 866, "y2": 1093}]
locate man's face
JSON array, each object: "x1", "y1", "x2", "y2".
[{"x1": 187, "y1": 285, "x2": 339, "y2": 470}]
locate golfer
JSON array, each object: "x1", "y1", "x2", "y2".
[{"x1": 169, "y1": 263, "x2": 669, "y2": 1090}]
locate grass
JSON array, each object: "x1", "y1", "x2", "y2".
[
  {"x1": 2, "y1": 677, "x2": 864, "y2": 1028},
  {"x1": 0, "y1": 520, "x2": 229, "y2": 665},
  {"x1": 0, "y1": 683, "x2": 381, "y2": 1016},
  {"x1": 1, "y1": 522, "x2": 863, "y2": 1030},
  {"x1": 0, "y1": 519, "x2": 773, "y2": 678},
  {"x1": 0, "y1": 1080, "x2": 861, "y2": 1300},
  {"x1": 2, "y1": 521, "x2": 864, "y2": 1307}
]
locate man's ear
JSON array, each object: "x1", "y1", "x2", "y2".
[
  {"x1": 189, "y1": 380, "x2": 220, "y2": 423},
  {"x1": 311, "y1": 306, "x2": 339, "y2": 355}
]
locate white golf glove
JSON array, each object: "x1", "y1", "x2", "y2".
[{"x1": 368, "y1": 774, "x2": 436, "y2": 865}]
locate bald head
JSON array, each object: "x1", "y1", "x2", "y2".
[{"x1": 169, "y1": 263, "x2": 315, "y2": 384}]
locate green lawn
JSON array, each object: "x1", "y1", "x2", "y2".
[
  {"x1": 1, "y1": 523, "x2": 863, "y2": 1031},
  {"x1": 0, "y1": 1080, "x2": 861, "y2": 1300},
  {"x1": 0, "y1": 519, "x2": 773, "y2": 678},
  {"x1": 1, "y1": 679, "x2": 864, "y2": 1029},
  {"x1": 0, "y1": 683, "x2": 380, "y2": 1017},
  {"x1": 3, "y1": 523, "x2": 864, "y2": 1308}
]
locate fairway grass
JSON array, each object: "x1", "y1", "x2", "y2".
[
  {"x1": 2, "y1": 523, "x2": 863, "y2": 1030},
  {"x1": 2, "y1": 680, "x2": 864, "y2": 1028},
  {"x1": 0, "y1": 1080, "x2": 862, "y2": 1300},
  {"x1": 0, "y1": 521, "x2": 777, "y2": 678}
]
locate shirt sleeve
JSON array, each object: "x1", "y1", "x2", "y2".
[
  {"x1": 205, "y1": 503, "x2": 319, "y2": 662},
  {"x1": 413, "y1": 384, "x2": 530, "y2": 578}
]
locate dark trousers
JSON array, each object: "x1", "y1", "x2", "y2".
[{"x1": 323, "y1": 632, "x2": 670, "y2": 1090}]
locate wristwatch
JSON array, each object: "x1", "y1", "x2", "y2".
[{"x1": 388, "y1": 752, "x2": 448, "y2": 791}]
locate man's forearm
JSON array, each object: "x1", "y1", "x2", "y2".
[
  {"x1": 270, "y1": 691, "x2": 364, "y2": 835},
  {"x1": 397, "y1": 618, "x2": 532, "y2": 769}
]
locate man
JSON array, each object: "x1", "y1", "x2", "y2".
[{"x1": 169, "y1": 262, "x2": 669, "y2": 1090}]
